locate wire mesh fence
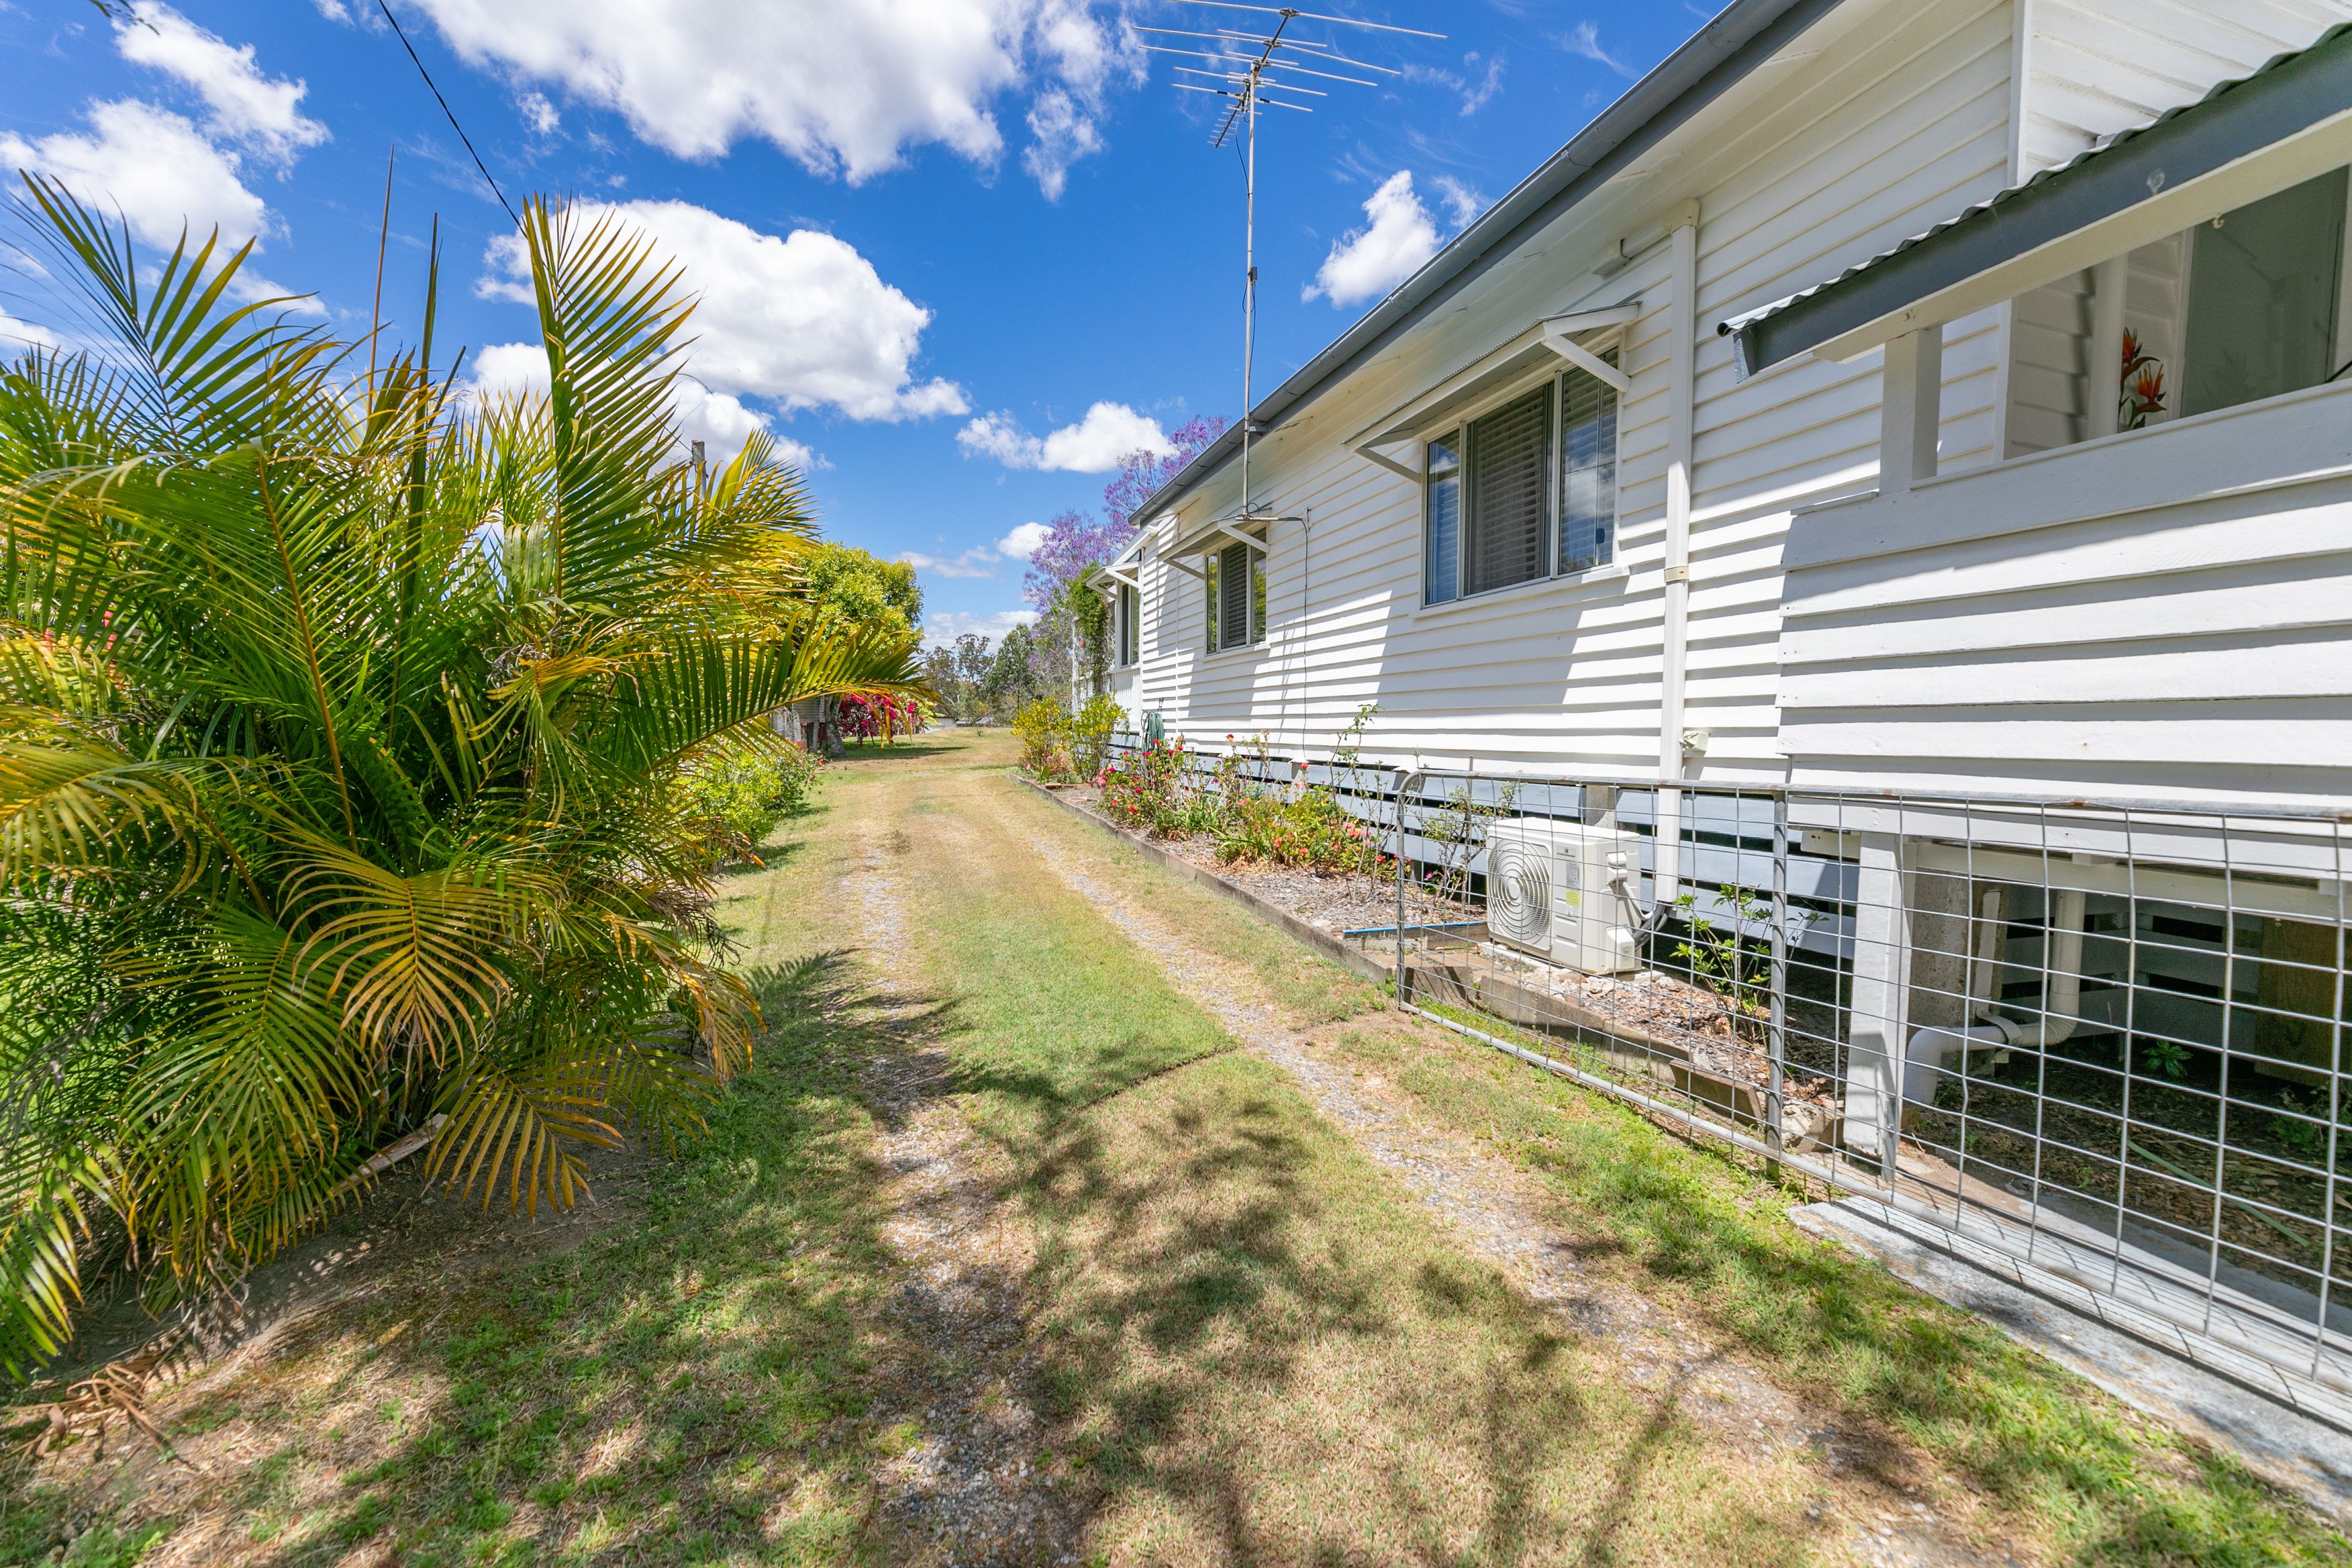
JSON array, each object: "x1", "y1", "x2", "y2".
[{"x1": 1094, "y1": 730, "x2": 2352, "y2": 1419}]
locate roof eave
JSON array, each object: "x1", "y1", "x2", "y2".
[{"x1": 1126, "y1": 0, "x2": 1849, "y2": 527}]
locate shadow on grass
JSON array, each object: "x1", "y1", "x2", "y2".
[
  {"x1": 2, "y1": 949, "x2": 999, "y2": 1567},
  {"x1": 1006, "y1": 1059, "x2": 1808, "y2": 1567},
  {"x1": 826, "y1": 741, "x2": 973, "y2": 767},
  {"x1": 1383, "y1": 1040, "x2": 2352, "y2": 1565}
]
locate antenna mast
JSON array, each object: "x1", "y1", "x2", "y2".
[{"x1": 1140, "y1": 2, "x2": 1439, "y2": 524}]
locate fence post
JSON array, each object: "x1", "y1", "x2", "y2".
[
  {"x1": 1768, "y1": 791, "x2": 1789, "y2": 1181},
  {"x1": 1393, "y1": 767, "x2": 1418, "y2": 1007}
]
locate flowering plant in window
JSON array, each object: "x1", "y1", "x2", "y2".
[{"x1": 2119, "y1": 328, "x2": 2167, "y2": 430}]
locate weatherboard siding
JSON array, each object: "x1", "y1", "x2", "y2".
[
  {"x1": 1779, "y1": 377, "x2": 2352, "y2": 809},
  {"x1": 1130, "y1": 0, "x2": 2022, "y2": 780},
  {"x1": 1131, "y1": 0, "x2": 2352, "y2": 809}
]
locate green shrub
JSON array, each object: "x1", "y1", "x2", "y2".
[
  {"x1": 1014, "y1": 698, "x2": 1076, "y2": 779},
  {"x1": 1071, "y1": 694, "x2": 1123, "y2": 779},
  {"x1": 1216, "y1": 785, "x2": 1389, "y2": 878},
  {"x1": 677, "y1": 740, "x2": 824, "y2": 851}
]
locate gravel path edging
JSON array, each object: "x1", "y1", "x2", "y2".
[{"x1": 1016, "y1": 777, "x2": 1394, "y2": 987}]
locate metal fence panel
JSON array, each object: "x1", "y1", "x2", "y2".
[{"x1": 1091, "y1": 730, "x2": 2352, "y2": 1420}]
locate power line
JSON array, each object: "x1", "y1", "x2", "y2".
[{"x1": 373, "y1": 0, "x2": 520, "y2": 228}]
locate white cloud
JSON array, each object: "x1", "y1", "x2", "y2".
[
  {"x1": 405, "y1": 0, "x2": 1126, "y2": 195},
  {"x1": 892, "y1": 519, "x2": 1051, "y2": 581},
  {"x1": 463, "y1": 341, "x2": 820, "y2": 468},
  {"x1": 1432, "y1": 175, "x2": 1487, "y2": 229},
  {"x1": 1561, "y1": 22, "x2": 1635, "y2": 77},
  {"x1": 1, "y1": 100, "x2": 271, "y2": 252},
  {"x1": 957, "y1": 401, "x2": 1170, "y2": 473},
  {"x1": 1459, "y1": 52, "x2": 1505, "y2": 115},
  {"x1": 1305, "y1": 170, "x2": 1441, "y2": 309},
  {"x1": 1023, "y1": 89, "x2": 1101, "y2": 201},
  {"x1": 924, "y1": 607, "x2": 1036, "y2": 649},
  {"x1": 0, "y1": 311, "x2": 63, "y2": 354},
  {"x1": 1406, "y1": 50, "x2": 1506, "y2": 117},
  {"x1": 995, "y1": 520, "x2": 1052, "y2": 560},
  {"x1": 480, "y1": 201, "x2": 965, "y2": 423},
  {"x1": 115, "y1": 3, "x2": 328, "y2": 166},
  {"x1": 312, "y1": 0, "x2": 355, "y2": 19},
  {"x1": 466, "y1": 340, "x2": 552, "y2": 398},
  {"x1": 897, "y1": 548, "x2": 999, "y2": 579},
  {"x1": 518, "y1": 91, "x2": 560, "y2": 136},
  {"x1": 1, "y1": 12, "x2": 324, "y2": 306}
]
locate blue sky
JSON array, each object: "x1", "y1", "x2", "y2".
[{"x1": 0, "y1": 0, "x2": 1716, "y2": 645}]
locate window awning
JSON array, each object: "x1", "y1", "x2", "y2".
[
  {"x1": 1346, "y1": 301, "x2": 1640, "y2": 479},
  {"x1": 1162, "y1": 511, "x2": 1273, "y2": 560},
  {"x1": 1720, "y1": 23, "x2": 2352, "y2": 373}
]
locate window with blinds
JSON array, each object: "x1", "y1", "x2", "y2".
[
  {"x1": 1204, "y1": 540, "x2": 1264, "y2": 652},
  {"x1": 1463, "y1": 383, "x2": 1552, "y2": 595},
  {"x1": 1560, "y1": 354, "x2": 1618, "y2": 574},
  {"x1": 1422, "y1": 349, "x2": 1620, "y2": 604},
  {"x1": 1117, "y1": 583, "x2": 1138, "y2": 665}
]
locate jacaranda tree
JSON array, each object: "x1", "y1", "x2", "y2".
[{"x1": 0, "y1": 181, "x2": 920, "y2": 1379}]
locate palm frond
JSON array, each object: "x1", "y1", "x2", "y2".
[
  {"x1": 428, "y1": 1053, "x2": 620, "y2": 1214},
  {"x1": 280, "y1": 836, "x2": 533, "y2": 1063}
]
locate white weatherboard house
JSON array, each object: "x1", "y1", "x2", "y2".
[{"x1": 1098, "y1": 0, "x2": 2352, "y2": 1427}]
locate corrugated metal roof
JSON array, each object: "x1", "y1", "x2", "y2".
[{"x1": 1719, "y1": 21, "x2": 2352, "y2": 359}]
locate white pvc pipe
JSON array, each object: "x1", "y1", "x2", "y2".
[
  {"x1": 1981, "y1": 887, "x2": 2089, "y2": 1050},
  {"x1": 1654, "y1": 205, "x2": 1699, "y2": 911},
  {"x1": 1904, "y1": 1024, "x2": 2006, "y2": 1107}
]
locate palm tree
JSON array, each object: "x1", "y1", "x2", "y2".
[{"x1": 0, "y1": 183, "x2": 920, "y2": 1379}]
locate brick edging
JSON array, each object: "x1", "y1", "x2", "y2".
[{"x1": 1016, "y1": 777, "x2": 1395, "y2": 988}]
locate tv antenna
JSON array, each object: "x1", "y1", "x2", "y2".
[{"x1": 1136, "y1": 2, "x2": 1440, "y2": 527}]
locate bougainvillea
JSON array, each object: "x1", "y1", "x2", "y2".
[{"x1": 837, "y1": 691, "x2": 925, "y2": 741}]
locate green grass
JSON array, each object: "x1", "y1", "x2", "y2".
[
  {"x1": 7, "y1": 732, "x2": 2345, "y2": 1565},
  {"x1": 1328, "y1": 1019, "x2": 2352, "y2": 1565}
]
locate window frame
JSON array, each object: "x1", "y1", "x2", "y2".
[
  {"x1": 1420, "y1": 341, "x2": 1621, "y2": 607},
  {"x1": 2004, "y1": 163, "x2": 2352, "y2": 455},
  {"x1": 1204, "y1": 538, "x2": 1268, "y2": 654},
  {"x1": 1115, "y1": 581, "x2": 1139, "y2": 667}
]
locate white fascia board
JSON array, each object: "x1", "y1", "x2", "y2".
[{"x1": 1812, "y1": 109, "x2": 2352, "y2": 363}]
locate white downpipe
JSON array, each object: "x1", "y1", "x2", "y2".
[
  {"x1": 1901, "y1": 883, "x2": 2088, "y2": 1116},
  {"x1": 1965, "y1": 884, "x2": 2006, "y2": 1014},
  {"x1": 1983, "y1": 887, "x2": 2089, "y2": 1050},
  {"x1": 1654, "y1": 201, "x2": 1700, "y2": 911}
]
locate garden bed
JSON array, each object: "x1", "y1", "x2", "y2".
[{"x1": 1058, "y1": 779, "x2": 1837, "y2": 1143}]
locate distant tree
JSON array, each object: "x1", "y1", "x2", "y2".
[
  {"x1": 801, "y1": 542, "x2": 923, "y2": 642},
  {"x1": 980, "y1": 624, "x2": 1044, "y2": 717},
  {"x1": 1101, "y1": 414, "x2": 1227, "y2": 530},
  {"x1": 918, "y1": 632, "x2": 998, "y2": 720},
  {"x1": 952, "y1": 632, "x2": 993, "y2": 690}
]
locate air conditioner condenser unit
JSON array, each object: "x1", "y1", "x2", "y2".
[{"x1": 1482, "y1": 817, "x2": 1643, "y2": 974}]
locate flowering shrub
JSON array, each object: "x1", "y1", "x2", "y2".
[
  {"x1": 838, "y1": 691, "x2": 924, "y2": 741},
  {"x1": 1097, "y1": 734, "x2": 1196, "y2": 832},
  {"x1": 1095, "y1": 737, "x2": 1391, "y2": 878},
  {"x1": 1014, "y1": 698, "x2": 1077, "y2": 779},
  {"x1": 1218, "y1": 786, "x2": 1391, "y2": 879}
]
